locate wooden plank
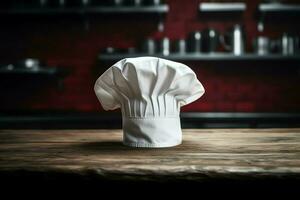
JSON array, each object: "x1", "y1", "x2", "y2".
[{"x1": 0, "y1": 129, "x2": 300, "y2": 181}]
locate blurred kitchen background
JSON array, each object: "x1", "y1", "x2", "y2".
[{"x1": 0, "y1": 0, "x2": 300, "y2": 128}]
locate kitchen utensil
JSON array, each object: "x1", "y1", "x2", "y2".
[
  {"x1": 2, "y1": 58, "x2": 44, "y2": 71},
  {"x1": 102, "y1": 47, "x2": 116, "y2": 54},
  {"x1": 173, "y1": 39, "x2": 186, "y2": 54},
  {"x1": 201, "y1": 28, "x2": 220, "y2": 53},
  {"x1": 220, "y1": 24, "x2": 246, "y2": 55},
  {"x1": 158, "y1": 37, "x2": 170, "y2": 56},
  {"x1": 187, "y1": 31, "x2": 202, "y2": 53},
  {"x1": 253, "y1": 36, "x2": 270, "y2": 55},
  {"x1": 141, "y1": 38, "x2": 156, "y2": 54},
  {"x1": 280, "y1": 33, "x2": 299, "y2": 55},
  {"x1": 15, "y1": 58, "x2": 42, "y2": 70}
]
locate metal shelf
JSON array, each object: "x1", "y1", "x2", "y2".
[
  {"x1": 258, "y1": 3, "x2": 300, "y2": 13},
  {"x1": 1, "y1": 112, "x2": 300, "y2": 129},
  {"x1": 98, "y1": 53, "x2": 300, "y2": 62},
  {"x1": 0, "y1": 5, "x2": 169, "y2": 15},
  {"x1": 258, "y1": 3, "x2": 300, "y2": 21},
  {"x1": 0, "y1": 67, "x2": 68, "y2": 77},
  {"x1": 86, "y1": 5, "x2": 169, "y2": 14},
  {"x1": 199, "y1": 2, "x2": 246, "y2": 13}
]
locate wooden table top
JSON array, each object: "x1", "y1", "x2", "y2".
[{"x1": 1, "y1": 129, "x2": 300, "y2": 181}]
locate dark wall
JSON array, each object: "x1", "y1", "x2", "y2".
[{"x1": 0, "y1": 0, "x2": 300, "y2": 113}]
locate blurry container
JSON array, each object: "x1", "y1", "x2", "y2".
[
  {"x1": 158, "y1": 37, "x2": 170, "y2": 56},
  {"x1": 16, "y1": 58, "x2": 42, "y2": 70},
  {"x1": 201, "y1": 28, "x2": 220, "y2": 53},
  {"x1": 220, "y1": 24, "x2": 246, "y2": 55},
  {"x1": 102, "y1": 47, "x2": 116, "y2": 54},
  {"x1": 253, "y1": 36, "x2": 270, "y2": 55},
  {"x1": 2, "y1": 58, "x2": 44, "y2": 72},
  {"x1": 141, "y1": 38, "x2": 156, "y2": 54},
  {"x1": 280, "y1": 33, "x2": 299, "y2": 55},
  {"x1": 187, "y1": 31, "x2": 202, "y2": 53},
  {"x1": 173, "y1": 39, "x2": 186, "y2": 54}
]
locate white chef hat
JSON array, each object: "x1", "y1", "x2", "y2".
[{"x1": 94, "y1": 57, "x2": 204, "y2": 148}]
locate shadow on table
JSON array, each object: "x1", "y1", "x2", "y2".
[
  {"x1": 76, "y1": 141, "x2": 129, "y2": 151},
  {"x1": 75, "y1": 140, "x2": 190, "y2": 153}
]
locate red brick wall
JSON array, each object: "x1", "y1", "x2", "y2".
[{"x1": 1, "y1": 0, "x2": 300, "y2": 113}]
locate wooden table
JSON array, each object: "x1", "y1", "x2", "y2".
[{"x1": 1, "y1": 128, "x2": 300, "y2": 183}]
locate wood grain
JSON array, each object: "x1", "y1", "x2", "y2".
[{"x1": 0, "y1": 129, "x2": 300, "y2": 181}]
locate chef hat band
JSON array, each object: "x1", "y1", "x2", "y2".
[{"x1": 122, "y1": 117, "x2": 182, "y2": 148}]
